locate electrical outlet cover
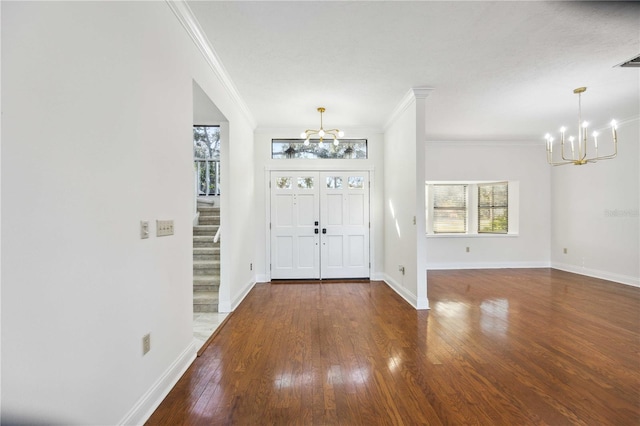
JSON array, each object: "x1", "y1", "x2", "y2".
[{"x1": 142, "y1": 333, "x2": 151, "y2": 355}]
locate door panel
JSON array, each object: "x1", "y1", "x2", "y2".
[
  {"x1": 326, "y1": 194, "x2": 343, "y2": 225},
  {"x1": 320, "y1": 171, "x2": 370, "y2": 279},
  {"x1": 270, "y1": 172, "x2": 320, "y2": 279},
  {"x1": 348, "y1": 235, "x2": 365, "y2": 266},
  {"x1": 348, "y1": 193, "x2": 365, "y2": 225}
]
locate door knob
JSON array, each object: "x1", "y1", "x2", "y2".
[
  {"x1": 315, "y1": 229, "x2": 319, "y2": 234},
  {"x1": 322, "y1": 228, "x2": 327, "y2": 234}
]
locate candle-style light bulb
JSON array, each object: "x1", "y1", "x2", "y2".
[
  {"x1": 545, "y1": 134, "x2": 551, "y2": 152},
  {"x1": 300, "y1": 132, "x2": 307, "y2": 139},
  {"x1": 569, "y1": 136, "x2": 575, "y2": 157}
]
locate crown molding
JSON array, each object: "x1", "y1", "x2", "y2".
[
  {"x1": 384, "y1": 87, "x2": 434, "y2": 131},
  {"x1": 166, "y1": 0, "x2": 256, "y2": 129},
  {"x1": 426, "y1": 140, "x2": 543, "y2": 147}
]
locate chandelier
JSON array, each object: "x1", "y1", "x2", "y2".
[
  {"x1": 545, "y1": 87, "x2": 618, "y2": 166},
  {"x1": 300, "y1": 107, "x2": 344, "y2": 147}
]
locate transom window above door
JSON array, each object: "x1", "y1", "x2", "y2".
[{"x1": 272, "y1": 139, "x2": 367, "y2": 159}]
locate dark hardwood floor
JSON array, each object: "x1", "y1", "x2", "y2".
[{"x1": 147, "y1": 269, "x2": 640, "y2": 425}]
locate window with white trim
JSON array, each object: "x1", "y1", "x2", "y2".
[{"x1": 426, "y1": 181, "x2": 518, "y2": 236}]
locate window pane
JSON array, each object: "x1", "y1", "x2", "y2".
[
  {"x1": 433, "y1": 184, "x2": 467, "y2": 233},
  {"x1": 479, "y1": 207, "x2": 508, "y2": 233},
  {"x1": 193, "y1": 126, "x2": 220, "y2": 160},
  {"x1": 433, "y1": 209, "x2": 467, "y2": 233},
  {"x1": 297, "y1": 177, "x2": 314, "y2": 189},
  {"x1": 479, "y1": 182, "x2": 508, "y2": 207},
  {"x1": 433, "y1": 185, "x2": 467, "y2": 208},
  {"x1": 478, "y1": 182, "x2": 508, "y2": 233},
  {"x1": 272, "y1": 139, "x2": 367, "y2": 159},
  {"x1": 276, "y1": 177, "x2": 292, "y2": 189},
  {"x1": 326, "y1": 176, "x2": 343, "y2": 189},
  {"x1": 348, "y1": 176, "x2": 364, "y2": 189}
]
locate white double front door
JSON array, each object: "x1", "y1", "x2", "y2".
[{"x1": 270, "y1": 171, "x2": 370, "y2": 280}]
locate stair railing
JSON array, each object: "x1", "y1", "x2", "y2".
[{"x1": 213, "y1": 225, "x2": 221, "y2": 243}]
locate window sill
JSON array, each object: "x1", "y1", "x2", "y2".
[{"x1": 426, "y1": 233, "x2": 518, "y2": 238}]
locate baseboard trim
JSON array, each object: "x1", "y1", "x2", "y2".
[
  {"x1": 370, "y1": 272, "x2": 385, "y2": 281},
  {"x1": 119, "y1": 341, "x2": 196, "y2": 425},
  {"x1": 382, "y1": 274, "x2": 427, "y2": 310},
  {"x1": 427, "y1": 261, "x2": 551, "y2": 270},
  {"x1": 552, "y1": 262, "x2": 640, "y2": 288},
  {"x1": 219, "y1": 278, "x2": 256, "y2": 313}
]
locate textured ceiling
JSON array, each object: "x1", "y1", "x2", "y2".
[{"x1": 188, "y1": 1, "x2": 639, "y2": 141}]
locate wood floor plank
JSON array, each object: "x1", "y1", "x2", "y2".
[{"x1": 147, "y1": 269, "x2": 640, "y2": 425}]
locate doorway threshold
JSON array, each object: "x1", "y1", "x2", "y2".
[{"x1": 271, "y1": 278, "x2": 371, "y2": 285}]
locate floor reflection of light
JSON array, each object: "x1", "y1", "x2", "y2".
[
  {"x1": 387, "y1": 356, "x2": 402, "y2": 372},
  {"x1": 274, "y1": 372, "x2": 313, "y2": 389},
  {"x1": 349, "y1": 367, "x2": 369, "y2": 385},
  {"x1": 327, "y1": 365, "x2": 343, "y2": 385},
  {"x1": 434, "y1": 300, "x2": 469, "y2": 319},
  {"x1": 480, "y1": 298, "x2": 509, "y2": 338},
  {"x1": 323, "y1": 365, "x2": 370, "y2": 386}
]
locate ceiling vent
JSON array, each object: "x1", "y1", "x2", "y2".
[{"x1": 616, "y1": 54, "x2": 640, "y2": 68}]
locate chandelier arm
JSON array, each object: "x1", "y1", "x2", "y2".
[
  {"x1": 549, "y1": 160, "x2": 574, "y2": 166},
  {"x1": 560, "y1": 140, "x2": 573, "y2": 162},
  {"x1": 590, "y1": 152, "x2": 618, "y2": 161},
  {"x1": 548, "y1": 142, "x2": 577, "y2": 166}
]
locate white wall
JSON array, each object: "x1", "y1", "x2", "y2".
[
  {"x1": 551, "y1": 120, "x2": 640, "y2": 286},
  {"x1": 253, "y1": 128, "x2": 385, "y2": 281},
  {"x1": 1, "y1": 2, "x2": 255, "y2": 424},
  {"x1": 424, "y1": 142, "x2": 551, "y2": 269},
  {"x1": 383, "y1": 90, "x2": 429, "y2": 309}
]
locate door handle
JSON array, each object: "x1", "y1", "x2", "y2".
[
  {"x1": 315, "y1": 221, "x2": 319, "y2": 226},
  {"x1": 322, "y1": 228, "x2": 327, "y2": 234},
  {"x1": 315, "y1": 229, "x2": 319, "y2": 234}
]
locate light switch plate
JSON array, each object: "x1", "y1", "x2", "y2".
[
  {"x1": 140, "y1": 221, "x2": 149, "y2": 239},
  {"x1": 156, "y1": 220, "x2": 174, "y2": 237}
]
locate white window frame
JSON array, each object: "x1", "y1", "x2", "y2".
[{"x1": 426, "y1": 181, "x2": 519, "y2": 237}]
